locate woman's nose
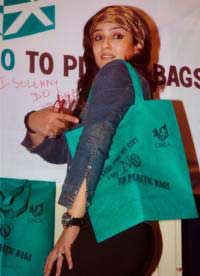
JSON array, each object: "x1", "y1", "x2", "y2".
[{"x1": 102, "y1": 37, "x2": 111, "y2": 49}]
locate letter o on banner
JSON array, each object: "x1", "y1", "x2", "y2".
[
  {"x1": 1, "y1": 49, "x2": 15, "y2": 70},
  {"x1": 39, "y1": 52, "x2": 54, "y2": 74}
]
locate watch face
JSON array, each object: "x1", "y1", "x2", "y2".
[
  {"x1": 62, "y1": 213, "x2": 72, "y2": 226},
  {"x1": 62, "y1": 212, "x2": 85, "y2": 227}
]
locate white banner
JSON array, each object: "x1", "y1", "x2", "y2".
[{"x1": 0, "y1": 0, "x2": 199, "y2": 189}]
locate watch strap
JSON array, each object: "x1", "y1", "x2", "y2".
[{"x1": 62, "y1": 212, "x2": 85, "y2": 227}]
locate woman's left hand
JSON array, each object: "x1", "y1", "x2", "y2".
[{"x1": 44, "y1": 226, "x2": 80, "y2": 276}]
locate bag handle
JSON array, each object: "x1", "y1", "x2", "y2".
[
  {"x1": 0, "y1": 180, "x2": 31, "y2": 218},
  {"x1": 123, "y1": 61, "x2": 145, "y2": 104}
]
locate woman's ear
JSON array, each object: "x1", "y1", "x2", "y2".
[
  {"x1": 134, "y1": 42, "x2": 143, "y2": 54},
  {"x1": 125, "y1": 42, "x2": 143, "y2": 60}
]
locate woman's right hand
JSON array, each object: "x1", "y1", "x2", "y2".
[
  {"x1": 44, "y1": 226, "x2": 81, "y2": 276},
  {"x1": 28, "y1": 107, "x2": 79, "y2": 138}
]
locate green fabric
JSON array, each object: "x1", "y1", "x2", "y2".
[
  {"x1": 65, "y1": 61, "x2": 197, "y2": 242},
  {"x1": 0, "y1": 178, "x2": 55, "y2": 276}
]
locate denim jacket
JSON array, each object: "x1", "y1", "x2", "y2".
[{"x1": 22, "y1": 60, "x2": 151, "y2": 208}]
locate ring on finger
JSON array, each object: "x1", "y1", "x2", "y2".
[{"x1": 57, "y1": 252, "x2": 63, "y2": 258}]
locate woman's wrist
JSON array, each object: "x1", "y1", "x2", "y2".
[
  {"x1": 24, "y1": 110, "x2": 47, "y2": 147},
  {"x1": 61, "y1": 211, "x2": 86, "y2": 227},
  {"x1": 24, "y1": 111, "x2": 36, "y2": 133}
]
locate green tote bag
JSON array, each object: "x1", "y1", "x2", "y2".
[
  {"x1": 65, "y1": 61, "x2": 197, "y2": 242},
  {"x1": 0, "y1": 178, "x2": 55, "y2": 276}
]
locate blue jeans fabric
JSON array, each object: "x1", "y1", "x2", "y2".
[{"x1": 22, "y1": 60, "x2": 151, "y2": 208}]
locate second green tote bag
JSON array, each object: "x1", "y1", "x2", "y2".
[{"x1": 0, "y1": 178, "x2": 56, "y2": 275}]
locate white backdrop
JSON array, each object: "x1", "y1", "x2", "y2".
[{"x1": 0, "y1": 0, "x2": 200, "y2": 188}]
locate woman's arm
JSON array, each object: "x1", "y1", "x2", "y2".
[
  {"x1": 25, "y1": 107, "x2": 79, "y2": 147},
  {"x1": 21, "y1": 107, "x2": 79, "y2": 164},
  {"x1": 44, "y1": 179, "x2": 87, "y2": 275},
  {"x1": 59, "y1": 60, "x2": 151, "y2": 208}
]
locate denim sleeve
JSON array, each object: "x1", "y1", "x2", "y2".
[
  {"x1": 21, "y1": 132, "x2": 69, "y2": 164},
  {"x1": 58, "y1": 60, "x2": 151, "y2": 208}
]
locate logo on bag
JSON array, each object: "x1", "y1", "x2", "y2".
[
  {"x1": 120, "y1": 154, "x2": 142, "y2": 173},
  {"x1": 0, "y1": 224, "x2": 12, "y2": 237},
  {"x1": 153, "y1": 124, "x2": 170, "y2": 148},
  {"x1": 153, "y1": 124, "x2": 168, "y2": 141},
  {"x1": 102, "y1": 153, "x2": 142, "y2": 180},
  {"x1": 1, "y1": 0, "x2": 55, "y2": 40},
  {"x1": 101, "y1": 137, "x2": 140, "y2": 179},
  {"x1": 29, "y1": 203, "x2": 44, "y2": 217}
]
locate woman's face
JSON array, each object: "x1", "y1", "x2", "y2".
[{"x1": 91, "y1": 22, "x2": 139, "y2": 68}]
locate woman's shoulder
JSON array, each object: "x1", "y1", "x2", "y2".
[
  {"x1": 94, "y1": 59, "x2": 151, "y2": 99},
  {"x1": 96, "y1": 59, "x2": 131, "y2": 78},
  {"x1": 93, "y1": 59, "x2": 133, "y2": 91},
  {"x1": 96, "y1": 59, "x2": 149, "y2": 83}
]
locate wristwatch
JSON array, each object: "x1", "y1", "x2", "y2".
[{"x1": 61, "y1": 212, "x2": 85, "y2": 227}]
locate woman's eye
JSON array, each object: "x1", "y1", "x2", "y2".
[
  {"x1": 113, "y1": 33, "x2": 124, "y2": 39},
  {"x1": 94, "y1": 34, "x2": 102, "y2": 41}
]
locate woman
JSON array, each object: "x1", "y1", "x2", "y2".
[{"x1": 22, "y1": 5, "x2": 156, "y2": 276}]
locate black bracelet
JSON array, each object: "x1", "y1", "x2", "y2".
[{"x1": 24, "y1": 111, "x2": 36, "y2": 133}]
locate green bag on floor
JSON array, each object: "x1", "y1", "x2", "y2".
[
  {"x1": 65, "y1": 61, "x2": 198, "y2": 242},
  {"x1": 0, "y1": 178, "x2": 55, "y2": 276}
]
